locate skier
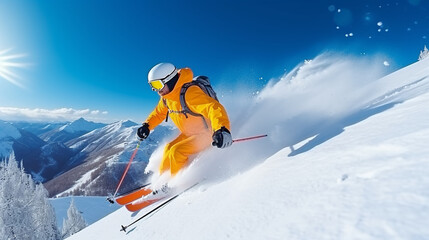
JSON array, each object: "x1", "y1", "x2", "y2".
[{"x1": 137, "y1": 62, "x2": 232, "y2": 195}]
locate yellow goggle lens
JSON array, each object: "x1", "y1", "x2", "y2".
[{"x1": 149, "y1": 80, "x2": 164, "y2": 91}]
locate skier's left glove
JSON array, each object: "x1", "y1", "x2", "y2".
[
  {"x1": 212, "y1": 127, "x2": 232, "y2": 148},
  {"x1": 137, "y1": 123, "x2": 150, "y2": 140}
]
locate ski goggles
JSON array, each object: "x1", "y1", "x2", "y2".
[
  {"x1": 148, "y1": 68, "x2": 178, "y2": 92},
  {"x1": 149, "y1": 79, "x2": 165, "y2": 91}
]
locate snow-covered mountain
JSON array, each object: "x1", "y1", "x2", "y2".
[
  {"x1": 11, "y1": 121, "x2": 66, "y2": 136},
  {"x1": 69, "y1": 55, "x2": 429, "y2": 239},
  {"x1": 12, "y1": 129, "x2": 74, "y2": 183},
  {"x1": 60, "y1": 117, "x2": 106, "y2": 133},
  {"x1": 0, "y1": 121, "x2": 21, "y2": 157},
  {"x1": 1, "y1": 121, "x2": 71, "y2": 182},
  {"x1": 1, "y1": 116, "x2": 172, "y2": 195},
  {"x1": 44, "y1": 120, "x2": 175, "y2": 197},
  {"x1": 0, "y1": 118, "x2": 108, "y2": 183},
  {"x1": 40, "y1": 117, "x2": 106, "y2": 143}
]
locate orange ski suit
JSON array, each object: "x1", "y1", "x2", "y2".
[{"x1": 145, "y1": 68, "x2": 231, "y2": 175}]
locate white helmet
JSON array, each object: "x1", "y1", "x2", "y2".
[{"x1": 148, "y1": 63, "x2": 178, "y2": 83}]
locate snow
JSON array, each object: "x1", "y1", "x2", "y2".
[
  {"x1": 0, "y1": 121, "x2": 21, "y2": 140},
  {"x1": 0, "y1": 120, "x2": 21, "y2": 157},
  {"x1": 68, "y1": 54, "x2": 429, "y2": 239},
  {"x1": 49, "y1": 197, "x2": 121, "y2": 230},
  {"x1": 57, "y1": 169, "x2": 97, "y2": 197},
  {"x1": 58, "y1": 117, "x2": 105, "y2": 133},
  {"x1": 419, "y1": 45, "x2": 428, "y2": 61}
]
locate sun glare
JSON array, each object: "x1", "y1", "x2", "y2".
[{"x1": 0, "y1": 48, "x2": 28, "y2": 88}]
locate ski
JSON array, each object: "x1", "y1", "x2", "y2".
[
  {"x1": 125, "y1": 196, "x2": 166, "y2": 212},
  {"x1": 115, "y1": 186, "x2": 153, "y2": 205},
  {"x1": 120, "y1": 182, "x2": 200, "y2": 232}
]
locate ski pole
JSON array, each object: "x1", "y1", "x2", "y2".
[
  {"x1": 120, "y1": 182, "x2": 200, "y2": 232},
  {"x1": 233, "y1": 134, "x2": 268, "y2": 143},
  {"x1": 121, "y1": 193, "x2": 179, "y2": 232},
  {"x1": 107, "y1": 140, "x2": 142, "y2": 204}
]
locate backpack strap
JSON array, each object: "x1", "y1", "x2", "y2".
[
  {"x1": 162, "y1": 98, "x2": 184, "y2": 122},
  {"x1": 180, "y1": 82, "x2": 209, "y2": 129},
  {"x1": 162, "y1": 98, "x2": 169, "y2": 122},
  {"x1": 163, "y1": 95, "x2": 206, "y2": 126},
  {"x1": 161, "y1": 81, "x2": 211, "y2": 129}
]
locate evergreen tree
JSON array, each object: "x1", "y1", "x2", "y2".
[
  {"x1": 61, "y1": 198, "x2": 87, "y2": 238},
  {"x1": 0, "y1": 154, "x2": 60, "y2": 240},
  {"x1": 418, "y1": 45, "x2": 429, "y2": 61}
]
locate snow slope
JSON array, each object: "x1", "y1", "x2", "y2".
[{"x1": 68, "y1": 54, "x2": 429, "y2": 240}]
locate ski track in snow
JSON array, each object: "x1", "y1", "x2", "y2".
[{"x1": 68, "y1": 54, "x2": 429, "y2": 240}]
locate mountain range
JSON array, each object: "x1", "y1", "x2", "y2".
[{"x1": 0, "y1": 117, "x2": 173, "y2": 197}]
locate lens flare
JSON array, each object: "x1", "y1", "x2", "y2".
[{"x1": 0, "y1": 48, "x2": 28, "y2": 88}]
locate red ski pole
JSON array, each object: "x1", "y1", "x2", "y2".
[
  {"x1": 107, "y1": 140, "x2": 142, "y2": 204},
  {"x1": 233, "y1": 134, "x2": 268, "y2": 143}
]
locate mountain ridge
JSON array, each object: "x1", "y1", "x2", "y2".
[
  {"x1": 1, "y1": 118, "x2": 171, "y2": 193},
  {"x1": 44, "y1": 120, "x2": 174, "y2": 197}
]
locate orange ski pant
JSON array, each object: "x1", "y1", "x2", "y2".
[{"x1": 159, "y1": 132, "x2": 212, "y2": 175}]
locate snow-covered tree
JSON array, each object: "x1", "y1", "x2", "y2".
[
  {"x1": 61, "y1": 198, "x2": 87, "y2": 238},
  {"x1": 0, "y1": 154, "x2": 60, "y2": 240},
  {"x1": 418, "y1": 45, "x2": 429, "y2": 61}
]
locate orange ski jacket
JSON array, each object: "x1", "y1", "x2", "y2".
[{"x1": 145, "y1": 68, "x2": 230, "y2": 136}]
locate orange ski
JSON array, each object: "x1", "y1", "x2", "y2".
[
  {"x1": 115, "y1": 187, "x2": 153, "y2": 205},
  {"x1": 125, "y1": 197, "x2": 166, "y2": 212}
]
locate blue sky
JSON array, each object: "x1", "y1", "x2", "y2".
[{"x1": 0, "y1": 0, "x2": 428, "y2": 123}]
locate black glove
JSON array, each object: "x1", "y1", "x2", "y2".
[
  {"x1": 212, "y1": 127, "x2": 233, "y2": 148},
  {"x1": 137, "y1": 123, "x2": 150, "y2": 140}
]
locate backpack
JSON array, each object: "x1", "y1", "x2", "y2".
[{"x1": 162, "y1": 75, "x2": 219, "y2": 129}]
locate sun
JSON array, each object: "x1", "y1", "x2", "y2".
[{"x1": 0, "y1": 48, "x2": 28, "y2": 88}]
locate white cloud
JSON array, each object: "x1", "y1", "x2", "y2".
[{"x1": 0, "y1": 107, "x2": 109, "y2": 122}]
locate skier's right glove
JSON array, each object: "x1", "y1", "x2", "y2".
[
  {"x1": 137, "y1": 123, "x2": 150, "y2": 140},
  {"x1": 212, "y1": 127, "x2": 233, "y2": 148}
]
